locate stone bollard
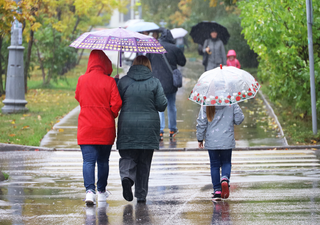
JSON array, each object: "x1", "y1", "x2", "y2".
[{"x1": 2, "y1": 21, "x2": 28, "y2": 114}]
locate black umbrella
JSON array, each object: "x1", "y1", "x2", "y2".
[{"x1": 190, "y1": 21, "x2": 230, "y2": 45}]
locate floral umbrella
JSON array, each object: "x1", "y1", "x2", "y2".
[
  {"x1": 189, "y1": 65, "x2": 260, "y2": 106},
  {"x1": 70, "y1": 27, "x2": 166, "y2": 70}
]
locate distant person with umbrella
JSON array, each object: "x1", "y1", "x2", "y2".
[
  {"x1": 147, "y1": 29, "x2": 186, "y2": 140},
  {"x1": 203, "y1": 28, "x2": 227, "y2": 71},
  {"x1": 190, "y1": 22, "x2": 230, "y2": 71}
]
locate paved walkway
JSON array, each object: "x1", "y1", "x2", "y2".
[
  {"x1": 2, "y1": 55, "x2": 318, "y2": 224},
  {"x1": 39, "y1": 58, "x2": 287, "y2": 150},
  {"x1": 0, "y1": 149, "x2": 319, "y2": 224}
]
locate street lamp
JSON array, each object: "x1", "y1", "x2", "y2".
[
  {"x1": 1, "y1": 0, "x2": 28, "y2": 114},
  {"x1": 306, "y1": 0, "x2": 317, "y2": 134}
]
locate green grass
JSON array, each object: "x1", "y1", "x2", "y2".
[
  {"x1": 2, "y1": 172, "x2": 9, "y2": 180},
  {"x1": 0, "y1": 54, "x2": 121, "y2": 146},
  {"x1": 260, "y1": 82, "x2": 320, "y2": 145}
]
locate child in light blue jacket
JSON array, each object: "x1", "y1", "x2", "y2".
[{"x1": 197, "y1": 104, "x2": 244, "y2": 201}]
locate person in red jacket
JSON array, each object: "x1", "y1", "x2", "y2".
[
  {"x1": 75, "y1": 50, "x2": 122, "y2": 205},
  {"x1": 226, "y1": 50, "x2": 241, "y2": 69}
]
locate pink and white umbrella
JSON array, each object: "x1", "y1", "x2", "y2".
[{"x1": 189, "y1": 65, "x2": 260, "y2": 106}]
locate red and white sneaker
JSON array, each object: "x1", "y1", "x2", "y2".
[{"x1": 221, "y1": 178, "x2": 230, "y2": 199}]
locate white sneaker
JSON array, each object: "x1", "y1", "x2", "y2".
[
  {"x1": 98, "y1": 190, "x2": 111, "y2": 202},
  {"x1": 85, "y1": 190, "x2": 96, "y2": 205}
]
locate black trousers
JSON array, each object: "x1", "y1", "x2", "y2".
[{"x1": 119, "y1": 149, "x2": 154, "y2": 199}]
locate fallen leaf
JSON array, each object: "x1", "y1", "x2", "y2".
[
  {"x1": 38, "y1": 115, "x2": 42, "y2": 120},
  {"x1": 23, "y1": 114, "x2": 31, "y2": 117},
  {"x1": 22, "y1": 126, "x2": 30, "y2": 129},
  {"x1": 9, "y1": 134, "x2": 16, "y2": 137},
  {"x1": 11, "y1": 120, "x2": 15, "y2": 124},
  {"x1": 299, "y1": 113, "x2": 304, "y2": 119},
  {"x1": 59, "y1": 128, "x2": 64, "y2": 132}
]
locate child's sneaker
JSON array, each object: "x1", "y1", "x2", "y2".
[
  {"x1": 85, "y1": 190, "x2": 96, "y2": 205},
  {"x1": 221, "y1": 178, "x2": 230, "y2": 199},
  {"x1": 212, "y1": 191, "x2": 222, "y2": 202},
  {"x1": 160, "y1": 132, "x2": 164, "y2": 141},
  {"x1": 169, "y1": 129, "x2": 179, "y2": 138},
  {"x1": 97, "y1": 190, "x2": 111, "y2": 202}
]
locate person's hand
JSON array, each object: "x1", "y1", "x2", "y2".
[
  {"x1": 205, "y1": 47, "x2": 211, "y2": 54},
  {"x1": 114, "y1": 74, "x2": 120, "y2": 79},
  {"x1": 198, "y1": 141, "x2": 204, "y2": 149}
]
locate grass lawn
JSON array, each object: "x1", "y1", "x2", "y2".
[
  {"x1": 260, "y1": 84, "x2": 320, "y2": 145},
  {"x1": 0, "y1": 53, "x2": 121, "y2": 146}
]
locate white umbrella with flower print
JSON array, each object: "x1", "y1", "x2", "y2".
[{"x1": 189, "y1": 65, "x2": 260, "y2": 106}]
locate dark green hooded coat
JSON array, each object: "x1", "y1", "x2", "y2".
[{"x1": 116, "y1": 65, "x2": 167, "y2": 150}]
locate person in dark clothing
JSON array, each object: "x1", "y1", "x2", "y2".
[
  {"x1": 147, "y1": 29, "x2": 186, "y2": 140},
  {"x1": 117, "y1": 56, "x2": 167, "y2": 203}
]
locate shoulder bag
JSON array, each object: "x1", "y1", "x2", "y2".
[{"x1": 161, "y1": 54, "x2": 182, "y2": 88}]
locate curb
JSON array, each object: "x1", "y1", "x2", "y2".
[{"x1": 258, "y1": 90, "x2": 288, "y2": 146}]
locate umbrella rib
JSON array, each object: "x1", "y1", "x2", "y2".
[{"x1": 104, "y1": 35, "x2": 111, "y2": 50}]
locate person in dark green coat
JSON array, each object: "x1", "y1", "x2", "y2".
[{"x1": 117, "y1": 55, "x2": 167, "y2": 203}]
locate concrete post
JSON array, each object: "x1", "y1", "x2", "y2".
[{"x1": 1, "y1": 20, "x2": 28, "y2": 114}]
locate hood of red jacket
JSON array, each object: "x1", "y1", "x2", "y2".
[{"x1": 86, "y1": 50, "x2": 113, "y2": 75}]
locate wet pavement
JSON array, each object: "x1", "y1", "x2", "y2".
[
  {"x1": 40, "y1": 58, "x2": 286, "y2": 149},
  {"x1": 1, "y1": 57, "x2": 316, "y2": 224},
  {"x1": 0, "y1": 149, "x2": 319, "y2": 224}
]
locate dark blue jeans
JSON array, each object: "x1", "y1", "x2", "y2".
[
  {"x1": 208, "y1": 149, "x2": 232, "y2": 191},
  {"x1": 81, "y1": 145, "x2": 112, "y2": 193},
  {"x1": 159, "y1": 92, "x2": 177, "y2": 133}
]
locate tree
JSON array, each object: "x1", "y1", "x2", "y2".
[{"x1": 239, "y1": 0, "x2": 320, "y2": 115}]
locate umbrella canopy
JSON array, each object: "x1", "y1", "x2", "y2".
[
  {"x1": 170, "y1": 28, "x2": 188, "y2": 39},
  {"x1": 70, "y1": 27, "x2": 166, "y2": 54},
  {"x1": 190, "y1": 21, "x2": 230, "y2": 45},
  {"x1": 126, "y1": 21, "x2": 160, "y2": 33},
  {"x1": 189, "y1": 66, "x2": 260, "y2": 106},
  {"x1": 124, "y1": 19, "x2": 144, "y2": 28}
]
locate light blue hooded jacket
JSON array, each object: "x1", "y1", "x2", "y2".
[{"x1": 196, "y1": 104, "x2": 244, "y2": 150}]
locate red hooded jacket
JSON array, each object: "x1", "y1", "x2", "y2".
[{"x1": 75, "y1": 50, "x2": 122, "y2": 145}]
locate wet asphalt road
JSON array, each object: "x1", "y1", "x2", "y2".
[{"x1": 0, "y1": 149, "x2": 319, "y2": 224}]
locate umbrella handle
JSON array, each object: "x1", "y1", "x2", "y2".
[{"x1": 117, "y1": 51, "x2": 119, "y2": 75}]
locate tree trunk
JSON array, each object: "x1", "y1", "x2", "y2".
[
  {"x1": 24, "y1": 29, "x2": 34, "y2": 94},
  {"x1": 35, "y1": 43, "x2": 46, "y2": 84}
]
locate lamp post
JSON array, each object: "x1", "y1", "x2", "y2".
[
  {"x1": 306, "y1": 0, "x2": 317, "y2": 134},
  {"x1": 1, "y1": 0, "x2": 28, "y2": 114}
]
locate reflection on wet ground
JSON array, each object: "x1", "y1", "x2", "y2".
[
  {"x1": 40, "y1": 59, "x2": 285, "y2": 149},
  {"x1": 0, "y1": 150, "x2": 319, "y2": 224}
]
